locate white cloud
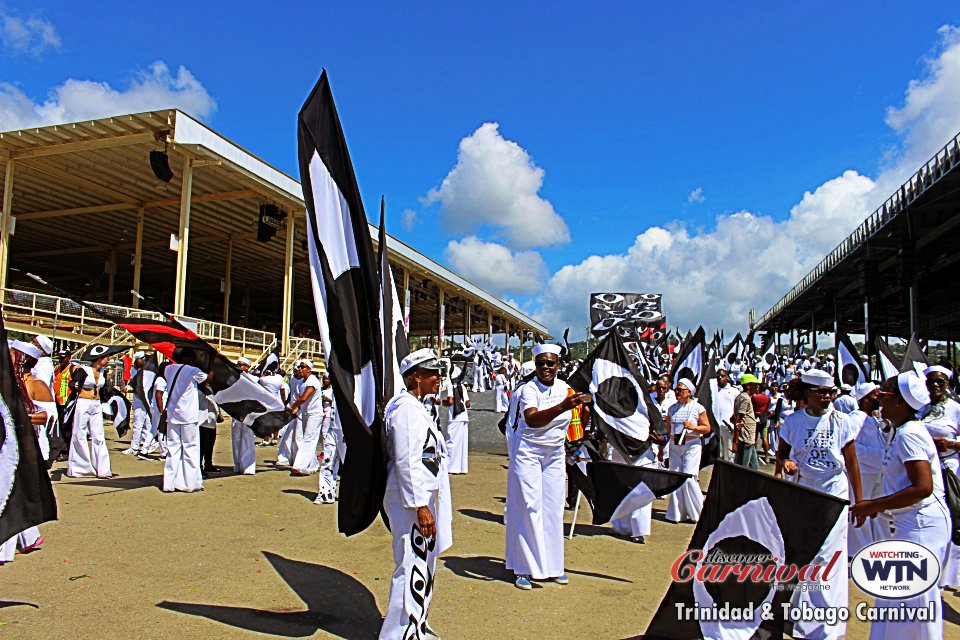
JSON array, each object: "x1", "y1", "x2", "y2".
[
  {"x1": 401, "y1": 208, "x2": 418, "y2": 231},
  {"x1": 0, "y1": 61, "x2": 216, "y2": 130},
  {"x1": 535, "y1": 25, "x2": 960, "y2": 339},
  {"x1": 687, "y1": 187, "x2": 705, "y2": 204},
  {"x1": 423, "y1": 122, "x2": 569, "y2": 249},
  {"x1": 444, "y1": 236, "x2": 548, "y2": 296},
  {"x1": 1, "y1": 9, "x2": 60, "y2": 56}
]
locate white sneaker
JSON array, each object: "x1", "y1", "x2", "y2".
[
  {"x1": 145, "y1": 443, "x2": 160, "y2": 454},
  {"x1": 121, "y1": 448, "x2": 136, "y2": 455}
]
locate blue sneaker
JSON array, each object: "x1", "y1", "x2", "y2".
[
  {"x1": 514, "y1": 575, "x2": 533, "y2": 590},
  {"x1": 553, "y1": 574, "x2": 570, "y2": 585}
]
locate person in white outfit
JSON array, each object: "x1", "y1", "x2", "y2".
[
  {"x1": 494, "y1": 368, "x2": 509, "y2": 413},
  {"x1": 380, "y1": 348, "x2": 452, "y2": 640},
  {"x1": 230, "y1": 357, "x2": 258, "y2": 475},
  {"x1": 258, "y1": 365, "x2": 288, "y2": 447},
  {"x1": 139, "y1": 362, "x2": 169, "y2": 458},
  {"x1": 505, "y1": 343, "x2": 587, "y2": 590},
  {"x1": 315, "y1": 373, "x2": 341, "y2": 504},
  {"x1": 776, "y1": 369, "x2": 862, "y2": 640},
  {"x1": 443, "y1": 366, "x2": 471, "y2": 474},
  {"x1": 277, "y1": 370, "x2": 303, "y2": 466},
  {"x1": 665, "y1": 378, "x2": 710, "y2": 523},
  {"x1": 162, "y1": 349, "x2": 208, "y2": 493},
  {"x1": 851, "y1": 372, "x2": 949, "y2": 640},
  {"x1": 918, "y1": 364, "x2": 960, "y2": 590},
  {"x1": 710, "y1": 368, "x2": 739, "y2": 463},
  {"x1": 122, "y1": 351, "x2": 150, "y2": 456},
  {"x1": 847, "y1": 382, "x2": 888, "y2": 557},
  {"x1": 66, "y1": 354, "x2": 112, "y2": 478},
  {"x1": 29, "y1": 335, "x2": 55, "y2": 393},
  {"x1": 289, "y1": 360, "x2": 321, "y2": 476}
]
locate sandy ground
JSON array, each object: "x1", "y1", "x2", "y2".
[{"x1": 3, "y1": 391, "x2": 960, "y2": 639}]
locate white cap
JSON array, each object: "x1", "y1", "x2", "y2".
[
  {"x1": 9, "y1": 339, "x2": 42, "y2": 359},
  {"x1": 532, "y1": 343, "x2": 562, "y2": 357},
  {"x1": 897, "y1": 372, "x2": 930, "y2": 410},
  {"x1": 237, "y1": 356, "x2": 252, "y2": 366},
  {"x1": 853, "y1": 382, "x2": 878, "y2": 400},
  {"x1": 840, "y1": 384, "x2": 853, "y2": 393},
  {"x1": 297, "y1": 359, "x2": 314, "y2": 370},
  {"x1": 399, "y1": 348, "x2": 442, "y2": 376},
  {"x1": 677, "y1": 377, "x2": 696, "y2": 393},
  {"x1": 34, "y1": 335, "x2": 52, "y2": 354},
  {"x1": 133, "y1": 351, "x2": 146, "y2": 360},
  {"x1": 800, "y1": 369, "x2": 834, "y2": 387},
  {"x1": 924, "y1": 365, "x2": 953, "y2": 379},
  {"x1": 826, "y1": 354, "x2": 834, "y2": 360}
]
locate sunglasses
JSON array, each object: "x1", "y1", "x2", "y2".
[
  {"x1": 812, "y1": 387, "x2": 834, "y2": 395},
  {"x1": 876, "y1": 390, "x2": 896, "y2": 398},
  {"x1": 535, "y1": 360, "x2": 559, "y2": 368}
]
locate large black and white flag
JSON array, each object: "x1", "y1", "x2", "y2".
[
  {"x1": 589, "y1": 292, "x2": 664, "y2": 340},
  {"x1": 0, "y1": 311, "x2": 58, "y2": 542},
  {"x1": 641, "y1": 462, "x2": 847, "y2": 640},
  {"x1": 695, "y1": 358, "x2": 721, "y2": 469},
  {"x1": 835, "y1": 332, "x2": 868, "y2": 387},
  {"x1": 102, "y1": 388, "x2": 131, "y2": 438},
  {"x1": 378, "y1": 197, "x2": 410, "y2": 401},
  {"x1": 670, "y1": 326, "x2": 706, "y2": 389},
  {"x1": 299, "y1": 71, "x2": 386, "y2": 536},
  {"x1": 901, "y1": 333, "x2": 928, "y2": 376},
  {"x1": 874, "y1": 337, "x2": 900, "y2": 381},
  {"x1": 580, "y1": 461, "x2": 690, "y2": 525},
  {"x1": 722, "y1": 333, "x2": 742, "y2": 370},
  {"x1": 757, "y1": 333, "x2": 777, "y2": 373},
  {"x1": 567, "y1": 330, "x2": 663, "y2": 463}
]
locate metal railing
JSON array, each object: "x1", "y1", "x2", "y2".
[
  {"x1": 2, "y1": 288, "x2": 274, "y2": 359},
  {"x1": 754, "y1": 132, "x2": 960, "y2": 329},
  {"x1": 281, "y1": 337, "x2": 325, "y2": 371}
]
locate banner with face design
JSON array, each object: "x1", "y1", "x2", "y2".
[{"x1": 589, "y1": 293, "x2": 665, "y2": 341}]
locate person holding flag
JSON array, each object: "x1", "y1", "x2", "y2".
[
  {"x1": 664, "y1": 378, "x2": 710, "y2": 523},
  {"x1": 66, "y1": 352, "x2": 113, "y2": 478}
]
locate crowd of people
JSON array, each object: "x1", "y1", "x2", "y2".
[{"x1": 5, "y1": 331, "x2": 960, "y2": 640}]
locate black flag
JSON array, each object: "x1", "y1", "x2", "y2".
[
  {"x1": 901, "y1": 333, "x2": 929, "y2": 375},
  {"x1": 0, "y1": 310, "x2": 58, "y2": 542},
  {"x1": 670, "y1": 326, "x2": 706, "y2": 389},
  {"x1": 583, "y1": 461, "x2": 690, "y2": 525},
  {"x1": 835, "y1": 332, "x2": 868, "y2": 387},
  {"x1": 129, "y1": 353, "x2": 159, "y2": 409},
  {"x1": 874, "y1": 337, "x2": 900, "y2": 381},
  {"x1": 299, "y1": 71, "x2": 386, "y2": 536},
  {"x1": 695, "y1": 358, "x2": 721, "y2": 470},
  {"x1": 641, "y1": 462, "x2": 847, "y2": 640},
  {"x1": 567, "y1": 331, "x2": 663, "y2": 463}
]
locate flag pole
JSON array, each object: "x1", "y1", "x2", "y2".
[{"x1": 567, "y1": 490, "x2": 582, "y2": 539}]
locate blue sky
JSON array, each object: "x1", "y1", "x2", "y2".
[{"x1": 3, "y1": 2, "x2": 960, "y2": 337}]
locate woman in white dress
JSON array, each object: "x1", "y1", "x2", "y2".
[
  {"x1": 851, "y1": 372, "x2": 950, "y2": 640},
  {"x1": 847, "y1": 382, "x2": 888, "y2": 556},
  {"x1": 664, "y1": 378, "x2": 710, "y2": 523},
  {"x1": 776, "y1": 369, "x2": 862, "y2": 640},
  {"x1": 67, "y1": 353, "x2": 112, "y2": 478},
  {"x1": 444, "y1": 366, "x2": 470, "y2": 474},
  {"x1": 918, "y1": 365, "x2": 960, "y2": 589},
  {"x1": 494, "y1": 367, "x2": 509, "y2": 413}
]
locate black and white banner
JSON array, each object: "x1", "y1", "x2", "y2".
[
  {"x1": 835, "y1": 331, "x2": 868, "y2": 387},
  {"x1": 299, "y1": 71, "x2": 386, "y2": 536},
  {"x1": 641, "y1": 462, "x2": 847, "y2": 640},
  {"x1": 0, "y1": 310, "x2": 58, "y2": 542},
  {"x1": 589, "y1": 292, "x2": 664, "y2": 340},
  {"x1": 901, "y1": 333, "x2": 929, "y2": 376},
  {"x1": 670, "y1": 326, "x2": 706, "y2": 390},
  {"x1": 874, "y1": 337, "x2": 900, "y2": 381},
  {"x1": 582, "y1": 461, "x2": 690, "y2": 525}
]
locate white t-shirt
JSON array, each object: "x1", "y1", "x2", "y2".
[
  {"x1": 32, "y1": 356, "x2": 55, "y2": 390},
  {"x1": 668, "y1": 400, "x2": 705, "y2": 440},
  {"x1": 919, "y1": 398, "x2": 960, "y2": 461},
  {"x1": 153, "y1": 376, "x2": 168, "y2": 413},
  {"x1": 711, "y1": 382, "x2": 739, "y2": 425},
  {"x1": 780, "y1": 408, "x2": 857, "y2": 478},
  {"x1": 297, "y1": 374, "x2": 322, "y2": 416},
  {"x1": 882, "y1": 420, "x2": 945, "y2": 516},
  {"x1": 258, "y1": 373, "x2": 286, "y2": 403},
  {"x1": 517, "y1": 378, "x2": 571, "y2": 447},
  {"x1": 849, "y1": 410, "x2": 886, "y2": 476},
  {"x1": 445, "y1": 381, "x2": 470, "y2": 422},
  {"x1": 164, "y1": 364, "x2": 208, "y2": 425},
  {"x1": 832, "y1": 394, "x2": 858, "y2": 414}
]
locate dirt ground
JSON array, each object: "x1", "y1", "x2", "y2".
[{"x1": 3, "y1": 391, "x2": 960, "y2": 639}]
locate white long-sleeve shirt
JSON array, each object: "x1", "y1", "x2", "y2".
[
  {"x1": 164, "y1": 364, "x2": 208, "y2": 425},
  {"x1": 384, "y1": 390, "x2": 444, "y2": 509}
]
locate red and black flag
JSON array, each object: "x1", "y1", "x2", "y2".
[
  {"x1": 299, "y1": 71, "x2": 387, "y2": 536},
  {"x1": 0, "y1": 308, "x2": 57, "y2": 542}
]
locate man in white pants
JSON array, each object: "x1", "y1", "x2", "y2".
[
  {"x1": 710, "y1": 367, "x2": 739, "y2": 462},
  {"x1": 289, "y1": 360, "x2": 321, "y2": 476},
  {"x1": 123, "y1": 351, "x2": 150, "y2": 455},
  {"x1": 163, "y1": 348, "x2": 207, "y2": 493},
  {"x1": 315, "y1": 373, "x2": 340, "y2": 504},
  {"x1": 231, "y1": 356, "x2": 257, "y2": 475}
]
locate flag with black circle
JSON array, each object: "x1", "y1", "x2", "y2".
[
  {"x1": 835, "y1": 331, "x2": 868, "y2": 387},
  {"x1": 77, "y1": 342, "x2": 129, "y2": 362},
  {"x1": 639, "y1": 462, "x2": 847, "y2": 640},
  {"x1": 0, "y1": 310, "x2": 58, "y2": 543},
  {"x1": 567, "y1": 330, "x2": 664, "y2": 463},
  {"x1": 582, "y1": 461, "x2": 691, "y2": 525},
  {"x1": 299, "y1": 71, "x2": 386, "y2": 536},
  {"x1": 669, "y1": 326, "x2": 706, "y2": 390},
  {"x1": 874, "y1": 337, "x2": 900, "y2": 381},
  {"x1": 722, "y1": 333, "x2": 742, "y2": 370}
]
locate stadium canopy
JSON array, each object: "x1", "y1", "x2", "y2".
[
  {"x1": 0, "y1": 110, "x2": 549, "y2": 361},
  {"x1": 753, "y1": 130, "x2": 960, "y2": 345}
]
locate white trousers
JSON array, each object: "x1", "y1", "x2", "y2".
[
  {"x1": 0, "y1": 527, "x2": 41, "y2": 562},
  {"x1": 495, "y1": 389, "x2": 509, "y2": 412},
  {"x1": 871, "y1": 502, "x2": 950, "y2": 640},
  {"x1": 140, "y1": 410, "x2": 168, "y2": 455},
  {"x1": 848, "y1": 471, "x2": 888, "y2": 557},
  {"x1": 276, "y1": 418, "x2": 301, "y2": 466},
  {"x1": 504, "y1": 438, "x2": 565, "y2": 580},
  {"x1": 665, "y1": 439, "x2": 703, "y2": 523},
  {"x1": 445, "y1": 418, "x2": 469, "y2": 474},
  {"x1": 379, "y1": 489, "x2": 441, "y2": 640},
  {"x1": 68, "y1": 398, "x2": 111, "y2": 478},
  {"x1": 130, "y1": 405, "x2": 149, "y2": 451},
  {"x1": 164, "y1": 422, "x2": 202, "y2": 492},
  {"x1": 318, "y1": 417, "x2": 341, "y2": 497},
  {"x1": 292, "y1": 412, "x2": 322, "y2": 474},
  {"x1": 717, "y1": 423, "x2": 735, "y2": 463},
  {"x1": 231, "y1": 419, "x2": 256, "y2": 474}
]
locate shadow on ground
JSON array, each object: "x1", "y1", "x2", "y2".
[
  {"x1": 158, "y1": 551, "x2": 381, "y2": 639},
  {"x1": 282, "y1": 489, "x2": 316, "y2": 502},
  {"x1": 0, "y1": 601, "x2": 39, "y2": 609},
  {"x1": 442, "y1": 555, "x2": 632, "y2": 585}
]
